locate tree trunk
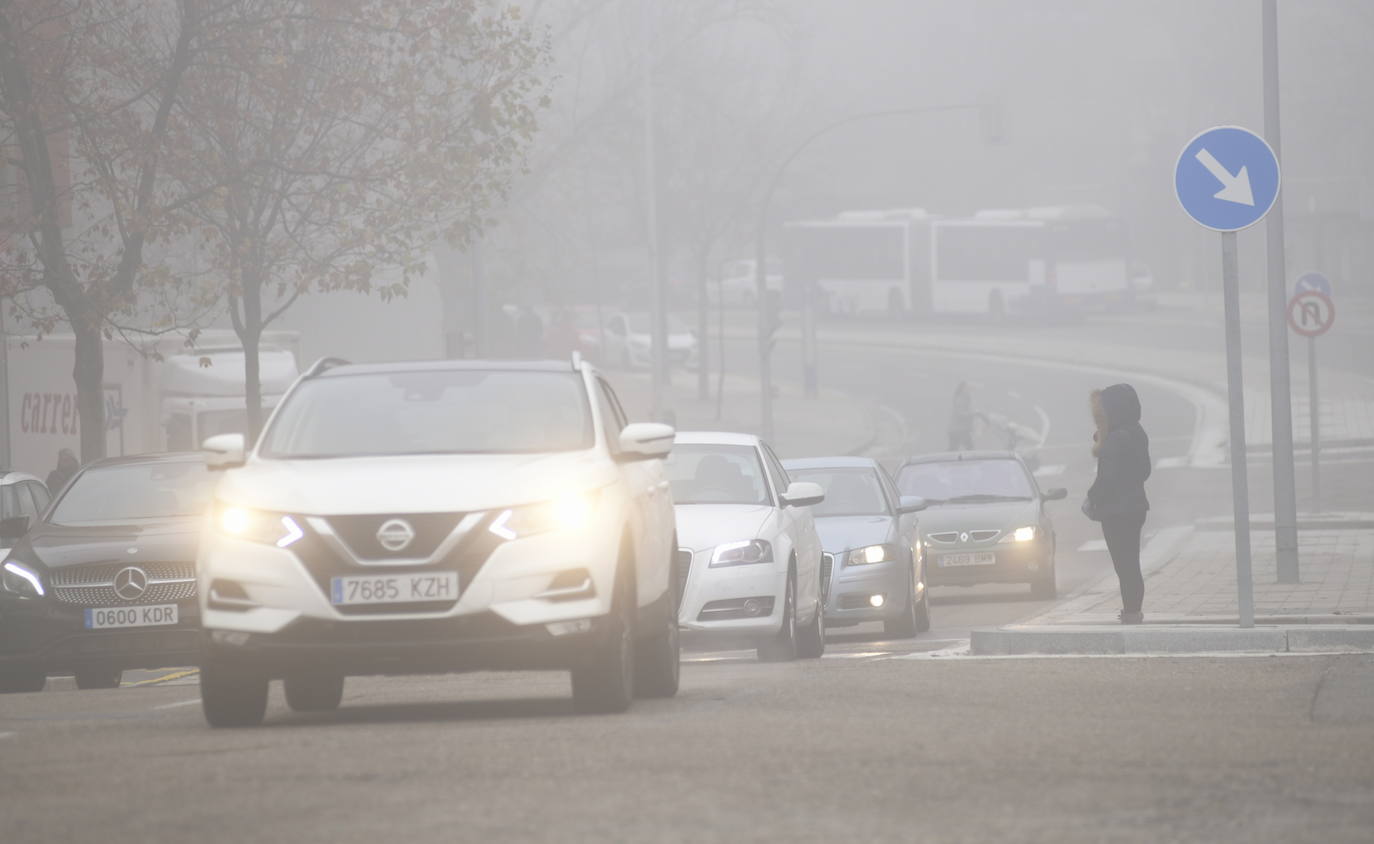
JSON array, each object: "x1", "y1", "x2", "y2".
[
  {"x1": 70, "y1": 310, "x2": 107, "y2": 464},
  {"x1": 239, "y1": 276, "x2": 264, "y2": 441}
]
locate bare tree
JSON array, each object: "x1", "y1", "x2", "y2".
[{"x1": 170, "y1": 0, "x2": 549, "y2": 435}]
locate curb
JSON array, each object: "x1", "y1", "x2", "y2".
[{"x1": 970, "y1": 625, "x2": 1374, "y2": 655}]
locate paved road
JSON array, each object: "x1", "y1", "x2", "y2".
[{"x1": 3, "y1": 652, "x2": 1372, "y2": 843}]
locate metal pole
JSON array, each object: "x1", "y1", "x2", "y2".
[
  {"x1": 1262, "y1": 0, "x2": 1300, "y2": 583},
  {"x1": 755, "y1": 219, "x2": 773, "y2": 443},
  {"x1": 1222, "y1": 231, "x2": 1255, "y2": 628},
  {"x1": 470, "y1": 242, "x2": 485, "y2": 358},
  {"x1": 641, "y1": 0, "x2": 666, "y2": 420},
  {"x1": 1309, "y1": 335, "x2": 1320, "y2": 503},
  {"x1": 0, "y1": 317, "x2": 9, "y2": 468},
  {"x1": 802, "y1": 282, "x2": 817, "y2": 398}
]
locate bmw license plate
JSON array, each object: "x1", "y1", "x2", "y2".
[
  {"x1": 84, "y1": 604, "x2": 179, "y2": 629},
  {"x1": 330, "y1": 572, "x2": 459, "y2": 606},
  {"x1": 938, "y1": 552, "x2": 997, "y2": 568}
]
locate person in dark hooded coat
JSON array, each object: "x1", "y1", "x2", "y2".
[{"x1": 1086, "y1": 383, "x2": 1151, "y2": 624}]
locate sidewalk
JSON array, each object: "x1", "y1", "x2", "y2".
[
  {"x1": 608, "y1": 370, "x2": 892, "y2": 459},
  {"x1": 971, "y1": 521, "x2": 1374, "y2": 655}
]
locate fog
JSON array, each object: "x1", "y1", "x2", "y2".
[{"x1": 273, "y1": 0, "x2": 1372, "y2": 370}]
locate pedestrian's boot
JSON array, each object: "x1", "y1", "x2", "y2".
[{"x1": 1118, "y1": 610, "x2": 1144, "y2": 625}]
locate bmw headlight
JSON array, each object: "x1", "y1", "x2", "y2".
[
  {"x1": 709, "y1": 539, "x2": 773, "y2": 567},
  {"x1": 218, "y1": 505, "x2": 304, "y2": 548},
  {"x1": 489, "y1": 490, "x2": 601, "y2": 541},
  {"x1": 846, "y1": 543, "x2": 901, "y2": 566},
  {"x1": 999, "y1": 526, "x2": 1039, "y2": 544},
  {"x1": 1, "y1": 561, "x2": 45, "y2": 598}
]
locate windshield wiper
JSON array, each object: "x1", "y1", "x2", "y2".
[{"x1": 946, "y1": 494, "x2": 1032, "y2": 503}]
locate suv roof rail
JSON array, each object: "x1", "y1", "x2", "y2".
[
  {"x1": 304, "y1": 356, "x2": 351, "y2": 378},
  {"x1": 570, "y1": 350, "x2": 583, "y2": 371}
]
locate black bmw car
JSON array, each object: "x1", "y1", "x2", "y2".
[{"x1": 0, "y1": 453, "x2": 212, "y2": 692}]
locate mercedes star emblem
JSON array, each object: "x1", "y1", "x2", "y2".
[
  {"x1": 376, "y1": 519, "x2": 416, "y2": 553},
  {"x1": 113, "y1": 566, "x2": 150, "y2": 601}
]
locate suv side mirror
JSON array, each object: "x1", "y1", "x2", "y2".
[
  {"x1": 1043, "y1": 487, "x2": 1068, "y2": 502},
  {"x1": 0, "y1": 515, "x2": 30, "y2": 541},
  {"x1": 781, "y1": 481, "x2": 825, "y2": 508},
  {"x1": 898, "y1": 495, "x2": 928, "y2": 514},
  {"x1": 617, "y1": 423, "x2": 674, "y2": 461},
  {"x1": 203, "y1": 433, "x2": 247, "y2": 471}
]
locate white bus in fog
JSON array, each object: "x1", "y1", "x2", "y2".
[{"x1": 783, "y1": 205, "x2": 1132, "y2": 317}]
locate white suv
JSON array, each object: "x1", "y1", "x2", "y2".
[{"x1": 196, "y1": 358, "x2": 679, "y2": 726}]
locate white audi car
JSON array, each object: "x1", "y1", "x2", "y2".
[
  {"x1": 667, "y1": 432, "x2": 826, "y2": 661},
  {"x1": 196, "y1": 357, "x2": 679, "y2": 726}
]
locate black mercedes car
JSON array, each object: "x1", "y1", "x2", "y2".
[{"x1": 0, "y1": 453, "x2": 212, "y2": 692}]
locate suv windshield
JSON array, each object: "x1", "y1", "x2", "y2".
[
  {"x1": 260, "y1": 370, "x2": 593, "y2": 458},
  {"x1": 896, "y1": 459, "x2": 1034, "y2": 505},
  {"x1": 50, "y1": 461, "x2": 212, "y2": 525},
  {"x1": 666, "y1": 444, "x2": 770, "y2": 506},
  {"x1": 788, "y1": 468, "x2": 888, "y2": 517}
]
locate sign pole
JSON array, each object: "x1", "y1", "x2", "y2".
[
  {"x1": 1309, "y1": 335, "x2": 1320, "y2": 503},
  {"x1": 1262, "y1": 0, "x2": 1300, "y2": 584},
  {"x1": 1221, "y1": 231, "x2": 1256, "y2": 629}
]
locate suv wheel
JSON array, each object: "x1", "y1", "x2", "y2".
[
  {"x1": 284, "y1": 670, "x2": 345, "y2": 712},
  {"x1": 634, "y1": 542, "x2": 681, "y2": 699},
  {"x1": 758, "y1": 570, "x2": 798, "y2": 662},
  {"x1": 201, "y1": 660, "x2": 269, "y2": 728},
  {"x1": 74, "y1": 668, "x2": 122, "y2": 690},
  {"x1": 571, "y1": 557, "x2": 635, "y2": 713},
  {"x1": 0, "y1": 665, "x2": 46, "y2": 693}
]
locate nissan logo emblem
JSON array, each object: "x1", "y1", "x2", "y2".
[
  {"x1": 113, "y1": 566, "x2": 150, "y2": 601},
  {"x1": 376, "y1": 519, "x2": 416, "y2": 553}
]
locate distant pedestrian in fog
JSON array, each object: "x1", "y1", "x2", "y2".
[
  {"x1": 948, "y1": 381, "x2": 977, "y2": 451},
  {"x1": 46, "y1": 448, "x2": 79, "y2": 493},
  {"x1": 1084, "y1": 384, "x2": 1151, "y2": 624}
]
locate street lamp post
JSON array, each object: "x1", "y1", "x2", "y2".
[{"x1": 753, "y1": 104, "x2": 986, "y2": 441}]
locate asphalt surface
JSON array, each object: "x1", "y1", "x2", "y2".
[{"x1": 4, "y1": 305, "x2": 1371, "y2": 843}]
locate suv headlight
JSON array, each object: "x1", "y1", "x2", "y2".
[
  {"x1": 218, "y1": 505, "x2": 304, "y2": 548},
  {"x1": 710, "y1": 539, "x2": 773, "y2": 568},
  {"x1": 488, "y1": 490, "x2": 601, "y2": 541},
  {"x1": 2, "y1": 561, "x2": 45, "y2": 598},
  {"x1": 846, "y1": 543, "x2": 901, "y2": 566},
  {"x1": 999, "y1": 526, "x2": 1039, "y2": 544}
]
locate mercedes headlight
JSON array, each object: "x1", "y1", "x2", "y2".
[
  {"x1": 846, "y1": 543, "x2": 900, "y2": 566},
  {"x1": 709, "y1": 539, "x2": 773, "y2": 568},
  {"x1": 489, "y1": 490, "x2": 601, "y2": 541},
  {"x1": 1, "y1": 561, "x2": 45, "y2": 598},
  {"x1": 218, "y1": 505, "x2": 304, "y2": 548},
  {"x1": 999, "y1": 526, "x2": 1039, "y2": 544}
]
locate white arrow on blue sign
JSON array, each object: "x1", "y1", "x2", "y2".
[
  {"x1": 1294, "y1": 271, "x2": 1331, "y2": 298},
  {"x1": 1174, "y1": 126, "x2": 1281, "y2": 232}
]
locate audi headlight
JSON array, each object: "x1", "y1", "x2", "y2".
[
  {"x1": 218, "y1": 505, "x2": 304, "y2": 548},
  {"x1": 489, "y1": 490, "x2": 601, "y2": 541},
  {"x1": 2, "y1": 561, "x2": 45, "y2": 598},
  {"x1": 999, "y1": 526, "x2": 1039, "y2": 544},
  {"x1": 709, "y1": 539, "x2": 773, "y2": 567},
  {"x1": 846, "y1": 543, "x2": 901, "y2": 566}
]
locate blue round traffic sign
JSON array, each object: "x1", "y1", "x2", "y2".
[
  {"x1": 1294, "y1": 271, "x2": 1331, "y2": 298},
  {"x1": 1174, "y1": 126, "x2": 1281, "y2": 232}
]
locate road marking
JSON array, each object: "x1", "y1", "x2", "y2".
[
  {"x1": 0, "y1": 731, "x2": 15, "y2": 740},
  {"x1": 152, "y1": 698, "x2": 202, "y2": 711},
  {"x1": 823, "y1": 651, "x2": 893, "y2": 659},
  {"x1": 124, "y1": 668, "x2": 199, "y2": 687},
  {"x1": 1077, "y1": 539, "x2": 1109, "y2": 552},
  {"x1": 1032, "y1": 404, "x2": 1051, "y2": 448}
]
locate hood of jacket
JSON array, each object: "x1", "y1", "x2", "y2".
[{"x1": 1098, "y1": 383, "x2": 1142, "y2": 430}]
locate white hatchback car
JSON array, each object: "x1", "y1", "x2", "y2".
[
  {"x1": 196, "y1": 358, "x2": 679, "y2": 726},
  {"x1": 668, "y1": 432, "x2": 826, "y2": 661}
]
